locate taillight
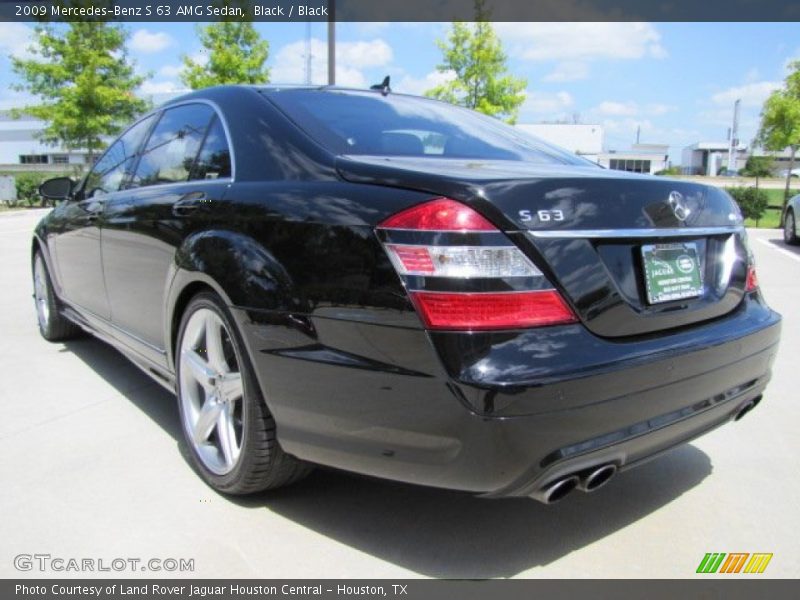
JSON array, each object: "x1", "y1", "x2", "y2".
[
  {"x1": 379, "y1": 197, "x2": 496, "y2": 231},
  {"x1": 746, "y1": 264, "x2": 759, "y2": 291},
  {"x1": 377, "y1": 198, "x2": 577, "y2": 331}
]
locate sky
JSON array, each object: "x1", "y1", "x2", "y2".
[{"x1": 0, "y1": 21, "x2": 798, "y2": 164}]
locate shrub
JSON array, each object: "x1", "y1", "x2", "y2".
[
  {"x1": 655, "y1": 166, "x2": 682, "y2": 176},
  {"x1": 726, "y1": 186, "x2": 769, "y2": 223},
  {"x1": 740, "y1": 156, "x2": 775, "y2": 178},
  {"x1": 14, "y1": 173, "x2": 51, "y2": 207}
]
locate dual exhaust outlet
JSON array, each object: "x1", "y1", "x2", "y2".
[
  {"x1": 532, "y1": 395, "x2": 763, "y2": 504},
  {"x1": 531, "y1": 463, "x2": 618, "y2": 504}
]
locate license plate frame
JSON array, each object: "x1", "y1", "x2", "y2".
[{"x1": 641, "y1": 242, "x2": 703, "y2": 304}]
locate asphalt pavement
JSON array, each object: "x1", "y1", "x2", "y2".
[{"x1": 1, "y1": 208, "x2": 798, "y2": 578}]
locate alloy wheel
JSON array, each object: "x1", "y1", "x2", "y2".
[
  {"x1": 785, "y1": 212, "x2": 796, "y2": 243},
  {"x1": 179, "y1": 308, "x2": 245, "y2": 475},
  {"x1": 33, "y1": 255, "x2": 50, "y2": 332}
]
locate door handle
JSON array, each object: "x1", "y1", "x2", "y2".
[
  {"x1": 172, "y1": 192, "x2": 207, "y2": 217},
  {"x1": 80, "y1": 200, "x2": 104, "y2": 223}
]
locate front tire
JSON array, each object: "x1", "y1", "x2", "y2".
[
  {"x1": 175, "y1": 291, "x2": 311, "y2": 494},
  {"x1": 784, "y1": 210, "x2": 799, "y2": 245},
  {"x1": 32, "y1": 251, "x2": 82, "y2": 342}
]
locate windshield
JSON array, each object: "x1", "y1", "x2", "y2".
[{"x1": 264, "y1": 89, "x2": 589, "y2": 165}]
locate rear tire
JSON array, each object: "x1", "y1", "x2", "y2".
[
  {"x1": 785, "y1": 210, "x2": 799, "y2": 245},
  {"x1": 32, "y1": 251, "x2": 82, "y2": 342},
  {"x1": 175, "y1": 291, "x2": 311, "y2": 494}
]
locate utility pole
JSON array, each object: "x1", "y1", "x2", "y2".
[
  {"x1": 304, "y1": 22, "x2": 312, "y2": 84},
  {"x1": 327, "y1": 1, "x2": 335, "y2": 85},
  {"x1": 728, "y1": 99, "x2": 741, "y2": 172}
]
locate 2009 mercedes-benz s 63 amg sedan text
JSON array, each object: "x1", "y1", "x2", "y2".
[{"x1": 32, "y1": 86, "x2": 781, "y2": 503}]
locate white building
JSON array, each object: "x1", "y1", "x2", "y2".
[
  {"x1": 598, "y1": 143, "x2": 670, "y2": 175},
  {"x1": 681, "y1": 141, "x2": 748, "y2": 176},
  {"x1": 0, "y1": 111, "x2": 91, "y2": 170},
  {"x1": 0, "y1": 93, "x2": 179, "y2": 171},
  {"x1": 516, "y1": 123, "x2": 603, "y2": 162}
]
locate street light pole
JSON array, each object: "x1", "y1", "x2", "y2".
[{"x1": 327, "y1": 1, "x2": 335, "y2": 85}]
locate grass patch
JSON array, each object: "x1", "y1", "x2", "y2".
[{"x1": 745, "y1": 206, "x2": 782, "y2": 228}]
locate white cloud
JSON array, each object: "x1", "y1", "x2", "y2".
[
  {"x1": 139, "y1": 80, "x2": 187, "y2": 95},
  {"x1": 496, "y1": 22, "x2": 667, "y2": 62},
  {"x1": 158, "y1": 64, "x2": 183, "y2": 78},
  {"x1": 543, "y1": 61, "x2": 589, "y2": 82},
  {"x1": 519, "y1": 91, "x2": 575, "y2": 120},
  {"x1": 130, "y1": 29, "x2": 174, "y2": 54},
  {"x1": 0, "y1": 23, "x2": 36, "y2": 60},
  {"x1": 710, "y1": 81, "x2": 781, "y2": 108},
  {"x1": 594, "y1": 101, "x2": 638, "y2": 117},
  {"x1": 186, "y1": 51, "x2": 209, "y2": 67},
  {"x1": 336, "y1": 40, "x2": 393, "y2": 69},
  {"x1": 271, "y1": 38, "x2": 393, "y2": 88},
  {"x1": 395, "y1": 70, "x2": 456, "y2": 96},
  {"x1": 590, "y1": 101, "x2": 676, "y2": 118},
  {"x1": 646, "y1": 103, "x2": 676, "y2": 116}
]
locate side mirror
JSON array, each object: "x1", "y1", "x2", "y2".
[{"x1": 38, "y1": 177, "x2": 75, "y2": 201}]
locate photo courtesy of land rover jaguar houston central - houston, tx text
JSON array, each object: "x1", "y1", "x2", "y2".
[{"x1": 31, "y1": 85, "x2": 781, "y2": 504}]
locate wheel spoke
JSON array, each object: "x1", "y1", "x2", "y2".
[
  {"x1": 182, "y1": 349, "x2": 216, "y2": 391},
  {"x1": 218, "y1": 372, "x2": 243, "y2": 402},
  {"x1": 216, "y1": 404, "x2": 239, "y2": 467},
  {"x1": 193, "y1": 396, "x2": 223, "y2": 445},
  {"x1": 205, "y1": 314, "x2": 227, "y2": 373}
]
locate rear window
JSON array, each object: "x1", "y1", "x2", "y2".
[{"x1": 264, "y1": 89, "x2": 584, "y2": 165}]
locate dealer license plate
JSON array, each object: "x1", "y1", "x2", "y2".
[{"x1": 641, "y1": 242, "x2": 703, "y2": 304}]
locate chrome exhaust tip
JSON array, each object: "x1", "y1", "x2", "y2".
[
  {"x1": 735, "y1": 395, "x2": 762, "y2": 421},
  {"x1": 531, "y1": 475, "x2": 580, "y2": 504},
  {"x1": 577, "y1": 464, "x2": 618, "y2": 492},
  {"x1": 734, "y1": 402, "x2": 754, "y2": 421}
]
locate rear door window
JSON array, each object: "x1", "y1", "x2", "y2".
[
  {"x1": 131, "y1": 104, "x2": 215, "y2": 188},
  {"x1": 191, "y1": 116, "x2": 232, "y2": 180}
]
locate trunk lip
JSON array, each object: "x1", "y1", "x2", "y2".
[{"x1": 527, "y1": 225, "x2": 744, "y2": 239}]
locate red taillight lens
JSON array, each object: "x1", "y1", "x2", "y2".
[
  {"x1": 746, "y1": 264, "x2": 759, "y2": 291},
  {"x1": 409, "y1": 291, "x2": 577, "y2": 330},
  {"x1": 379, "y1": 197, "x2": 496, "y2": 231},
  {"x1": 378, "y1": 198, "x2": 578, "y2": 331}
]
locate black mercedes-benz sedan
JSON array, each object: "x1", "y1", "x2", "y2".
[{"x1": 31, "y1": 85, "x2": 781, "y2": 503}]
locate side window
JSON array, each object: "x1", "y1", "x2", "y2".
[
  {"x1": 191, "y1": 116, "x2": 232, "y2": 180},
  {"x1": 132, "y1": 104, "x2": 214, "y2": 188},
  {"x1": 83, "y1": 115, "x2": 155, "y2": 197}
]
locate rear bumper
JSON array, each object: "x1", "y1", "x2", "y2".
[{"x1": 234, "y1": 293, "x2": 781, "y2": 498}]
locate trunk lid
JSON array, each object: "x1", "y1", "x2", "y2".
[{"x1": 338, "y1": 156, "x2": 748, "y2": 338}]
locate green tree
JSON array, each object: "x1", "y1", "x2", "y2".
[
  {"x1": 11, "y1": 22, "x2": 148, "y2": 164},
  {"x1": 181, "y1": 22, "x2": 270, "y2": 89},
  {"x1": 757, "y1": 60, "x2": 800, "y2": 218},
  {"x1": 425, "y1": 0, "x2": 526, "y2": 123},
  {"x1": 726, "y1": 186, "x2": 769, "y2": 225},
  {"x1": 740, "y1": 155, "x2": 774, "y2": 178}
]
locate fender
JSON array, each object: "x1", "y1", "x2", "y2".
[
  {"x1": 31, "y1": 227, "x2": 63, "y2": 299},
  {"x1": 164, "y1": 229, "x2": 298, "y2": 368}
]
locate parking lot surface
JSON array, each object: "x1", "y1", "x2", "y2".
[{"x1": 1, "y1": 208, "x2": 798, "y2": 578}]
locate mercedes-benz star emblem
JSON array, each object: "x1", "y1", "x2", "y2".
[{"x1": 668, "y1": 191, "x2": 691, "y2": 222}]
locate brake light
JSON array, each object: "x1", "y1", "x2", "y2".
[
  {"x1": 377, "y1": 198, "x2": 577, "y2": 331},
  {"x1": 379, "y1": 197, "x2": 496, "y2": 231},
  {"x1": 746, "y1": 265, "x2": 759, "y2": 291}
]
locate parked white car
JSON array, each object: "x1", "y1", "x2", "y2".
[
  {"x1": 785, "y1": 194, "x2": 800, "y2": 245},
  {"x1": 778, "y1": 168, "x2": 800, "y2": 178}
]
